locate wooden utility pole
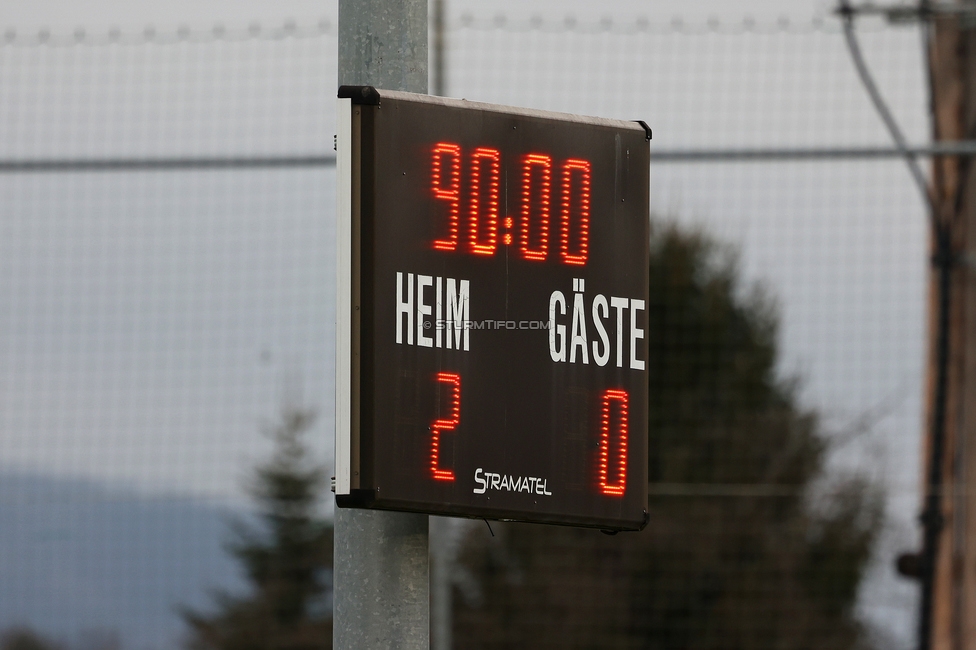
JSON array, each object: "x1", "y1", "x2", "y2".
[{"x1": 924, "y1": 3, "x2": 976, "y2": 649}]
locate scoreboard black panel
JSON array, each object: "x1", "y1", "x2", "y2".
[{"x1": 335, "y1": 87, "x2": 650, "y2": 531}]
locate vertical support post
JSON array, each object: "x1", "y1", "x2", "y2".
[
  {"x1": 432, "y1": 0, "x2": 447, "y2": 97},
  {"x1": 429, "y1": 3, "x2": 450, "y2": 645},
  {"x1": 335, "y1": 1, "x2": 430, "y2": 649},
  {"x1": 953, "y1": 17, "x2": 976, "y2": 650},
  {"x1": 922, "y1": 8, "x2": 976, "y2": 650},
  {"x1": 338, "y1": 0, "x2": 428, "y2": 94},
  {"x1": 430, "y1": 517, "x2": 452, "y2": 650},
  {"x1": 920, "y1": 13, "x2": 960, "y2": 650}
]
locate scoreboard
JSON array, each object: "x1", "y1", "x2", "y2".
[{"x1": 335, "y1": 86, "x2": 650, "y2": 531}]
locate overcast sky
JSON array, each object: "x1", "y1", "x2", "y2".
[
  {"x1": 6, "y1": 0, "x2": 836, "y2": 31},
  {"x1": 0, "y1": 2, "x2": 926, "y2": 643}
]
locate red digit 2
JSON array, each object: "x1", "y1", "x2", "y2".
[{"x1": 431, "y1": 372, "x2": 461, "y2": 481}]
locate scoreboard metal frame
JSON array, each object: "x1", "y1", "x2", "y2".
[{"x1": 335, "y1": 86, "x2": 650, "y2": 531}]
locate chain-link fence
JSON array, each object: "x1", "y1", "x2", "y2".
[{"x1": 0, "y1": 13, "x2": 926, "y2": 649}]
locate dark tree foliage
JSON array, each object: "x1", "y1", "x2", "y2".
[
  {"x1": 453, "y1": 224, "x2": 883, "y2": 650},
  {"x1": 0, "y1": 628, "x2": 61, "y2": 650},
  {"x1": 182, "y1": 406, "x2": 333, "y2": 650}
]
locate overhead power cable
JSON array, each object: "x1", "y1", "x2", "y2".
[{"x1": 838, "y1": 0, "x2": 934, "y2": 211}]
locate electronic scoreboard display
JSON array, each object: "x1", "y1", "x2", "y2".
[{"x1": 335, "y1": 86, "x2": 650, "y2": 531}]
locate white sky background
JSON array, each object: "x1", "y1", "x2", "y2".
[{"x1": 0, "y1": 0, "x2": 928, "y2": 646}]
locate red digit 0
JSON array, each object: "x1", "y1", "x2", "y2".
[
  {"x1": 598, "y1": 389, "x2": 629, "y2": 496},
  {"x1": 468, "y1": 147, "x2": 500, "y2": 256},
  {"x1": 431, "y1": 372, "x2": 461, "y2": 482},
  {"x1": 560, "y1": 159, "x2": 591, "y2": 266},
  {"x1": 432, "y1": 143, "x2": 462, "y2": 251},
  {"x1": 520, "y1": 154, "x2": 551, "y2": 261}
]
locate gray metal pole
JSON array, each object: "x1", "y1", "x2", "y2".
[
  {"x1": 338, "y1": 0, "x2": 428, "y2": 93},
  {"x1": 430, "y1": 2, "x2": 450, "y2": 647},
  {"x1": 335, "y1": 1, "x2": 430, "y2": 649},
  {"x1": 432, "y1": 0, "x2": 446, "y2": 97}
]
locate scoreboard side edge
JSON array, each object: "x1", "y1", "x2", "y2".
[{"x1": 335, "y1": 97, "x2": 354, "y2": 496}]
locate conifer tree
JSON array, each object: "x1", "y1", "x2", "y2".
[
  {"x1": 453, "y1": 224, "x2": 883, "y2": 649},
  {"x1": 183, "y1": 405, "x2": 333, "y2": 650}
]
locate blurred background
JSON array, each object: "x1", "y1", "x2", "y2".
[{"x1": 0, "y1": 0, "x2": 940, "y2": 648}]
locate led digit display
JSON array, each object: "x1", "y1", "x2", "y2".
[
  {"x1": 467, "y1": 147, "x2": 500, "y2": 256},
  {"x1": 336, "y1": 86, "x2": 650, "y2": 531},
  {"x1": 429, "y1": 146, "x2": 593, "y2": 268},
  {"x1": 431, "y1": 143, "x2": 461, "y2": 251},
  {"x1": 560, "y1": 159, "x2": 591, "y2": 266},
  {"x1": 598, "y1": 389, "x2": 629, "y2": 496},
  {"x1": 520, "y1": 154, "x2": 552, "y2": 262},
  {"x1": 430, "y1": 372, "x2": 461, "y2": 482}
]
